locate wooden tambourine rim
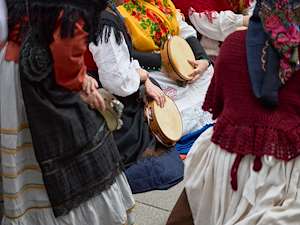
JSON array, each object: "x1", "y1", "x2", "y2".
[
  {"x1": 145, "y1": 96, "x2": 183, "y2": 146},
  {"x1": 166, "y1": 37, "x2": 194, "y2": 81}
]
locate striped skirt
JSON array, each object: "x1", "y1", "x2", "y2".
[{"x1": 0, "y1": 45, "x2": 135, "y2": 225}]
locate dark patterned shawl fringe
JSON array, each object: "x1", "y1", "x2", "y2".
[
  {"x1": 28, "y1": 1, "x2": 106, "y2": 45},
  {"x1": 95, "y1": 10, "x2": 131, "y2": 47},
  {"x1": 97, "y1": 22, "x2": 124, "y2": 46},
  {"x1": 20, "y1": 28, "x2": 123, "y2": 218},
  {"x1": 7, "y1": 0, "x2": 28, "y2": 41}
]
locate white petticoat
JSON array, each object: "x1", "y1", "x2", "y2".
[
  {"x1": 150, "y1": 65, "x2": 214, "y2": 135},
  {"x1": 0, "y1": 45, "x2": 135, "y2": 225},
  {"x1": 184, "y1": 127, "x2": 300, "y2": 225}
]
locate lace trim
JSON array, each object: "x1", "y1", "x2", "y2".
[{"x1": 211, "y1": 116, "x2": 300, "y2": 161}]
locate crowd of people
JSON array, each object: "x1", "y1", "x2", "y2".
[{"x1": 0, "y1": 0, "x2": 299, "y2": 224}]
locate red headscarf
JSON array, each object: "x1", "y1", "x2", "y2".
[{"x1": 173, "y1": 0, "x2": 251, "y2": 17}]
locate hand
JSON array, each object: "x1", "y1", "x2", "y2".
[
  {"x1": 145, "y1": 79, "x2": 166, "y2": 108},
  {"x1": 138, "y1": 68, "x2": 150, "y2": 82},
  {"x1": 177, "y1": 9, "x2": 185, "y2": 21},
  {"x1": 236, "y1": 26, "x2": 248, "y2": 31},
  {"x1": 80, "y1": 90, "x2": 106, "y2": 111},
  {"x1": 82, "y1": 75, "x2": 99, "y2": 95},
  {"x1": 187, "y1": 59, "x2": 209, "y2": 84},
  {"x1": 243, "y1": 15, "x2": 250, "y2": 27}
]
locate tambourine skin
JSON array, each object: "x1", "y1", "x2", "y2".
[
  {"x1": 161, "y1": 36, "x2": 195, "y2": 82},
  {"x1": 145, "y1": 96, "x2": 183, "y2": 147},
  {"x1": 97, "y1": 89, "x2": 123, "y2": 132}
]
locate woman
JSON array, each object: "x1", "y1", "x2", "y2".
[
  {"x1": 186, "y1": 0, "x2": 254, "y2": 58},
  {"x1": 118, "y1": 0, "x2": 214, "y2": 135},
  {"x1": 0, "y1": 0, "x2": 7, "y2": 42},
  {"x1": 88, "y1": 1, "x2": 184, "y2": 194},
  {"x1": 0, "y1": 0, "x2": 134, "y2": 224},
  {"x1": 167, "y1": 0, "x2": 300, "y2": 224}
]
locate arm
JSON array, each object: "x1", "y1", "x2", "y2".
[
  {"x1": 132, "y1": 13, "x2": 209, "y2": 70},
  {"x1": 89, "y1": 26, "x2": 140, "y2": 97},
  {"x1": 189, "y1": 10, "x2": 245, "y2": 42},
  {"x1": 50, "y1": 19, "x2": 88, "y2": 91}
]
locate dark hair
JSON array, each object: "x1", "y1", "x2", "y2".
[
  {"x1": 6, "y1": 0, "x2": 28, "y2": 40},
  {"x1": 28, "y1": 0, "x2": 108, "y2": 45}
]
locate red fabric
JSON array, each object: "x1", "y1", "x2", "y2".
[
  {"x1": 203, "y1": 30, "x2": 300, "y2": 163},
  {"x1": 3, "y1": 20, "x2": 25, "y2": 62},
  {"x1": 50, "y1": 17, "x2": 87, "y2": 91},
  {"x1": 84, "y1": 49, "x2": 98, "y2": 72},
  {"x1": 3, "y1": 17, "x2": 29, "y2": 62},
  {"x1": 173, "y1": 0, "x2": 250, "y2": 17}
]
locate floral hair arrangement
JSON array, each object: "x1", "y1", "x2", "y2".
[{"x1": 260, "y1": 0, "x2": 300, "y2": 83}]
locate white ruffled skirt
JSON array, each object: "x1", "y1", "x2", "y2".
[
  {"x1": 0, "y1": 45, "x2": 135, "y2": 225},
  {"x1": 185, "y1": 127, "x2": 300, "y2": 225},
  {"x1": 150, "y1": 65, "x2": 214, "y2": 135}
]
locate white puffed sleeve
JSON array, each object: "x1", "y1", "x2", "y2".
[
  {"x1": 0, "y1": 0, "x2": 7, "y2": 42},
  {"x1": 177, "y1": 12, "x2": 197, "y2": 39},
  {"x1": 189, "y1": 10, "x2": 244, "y2": 41},
  {"x1": 89, "y1": 27, "x2": 141, "y2": 97}
]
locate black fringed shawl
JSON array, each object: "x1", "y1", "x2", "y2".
[{"x1": 19, "y1": 6, "x2": 122, "y2": 218}]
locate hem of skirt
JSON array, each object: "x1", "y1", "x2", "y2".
[{"x1": 52, "y1": 166, "x2": 122, "y2": 217}]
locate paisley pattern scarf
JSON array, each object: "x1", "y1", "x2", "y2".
[
  {"x1": 260, "y1": 0, "x2": 300, "y2": 83},
  {"x1": 247, "y1": 0, "x2": 300, "y2": 107},
  {"x1": 118, "y1": 0, "x2": 179, "y2": 51}
]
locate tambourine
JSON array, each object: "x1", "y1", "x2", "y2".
[
  {"x1": 98, "y1": 88, "x2": 124, "y2": 132},
  {"x1": 161, "y1": 36, "x2": 195, "y2": 83},
  {"x1": 145, "y1": 95, "x2": 183, "y2": 146}
]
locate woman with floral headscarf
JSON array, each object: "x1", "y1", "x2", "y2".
[
  {"x1": 179, "y1": 0, "x2": 255, "y2": 58},
  {"x1": 167, "y1": 0, "x2": 300, "y2": 224},
  {"x1": 118, "y1": 0, "x2": 214, "y2": 135}
]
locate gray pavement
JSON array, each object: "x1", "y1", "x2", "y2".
[{"x1": 134, "y1": 181, "x2": 184, "y2": 225}]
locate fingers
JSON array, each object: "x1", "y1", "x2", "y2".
[
  {"x1": 188, "y1": 59, "x2": 197, "y2": 68},
  {"x1": 188, "y1": 73, "x2": 201, "y2": 84},
  {"x1": 94, "y1": 91, "x2": 106, "y2": 111},
  {"x1": 91, "y1": 77, "x2": 99, "y2": 89},
  {"x1": 153, "y1": 88, "x2": 165, "y2": 108},
  {"x1": 82, "y1": 76, "x2": 91, "y2": 95},
  {"x1": 83, "y1": 76, "x2": 99, "y2": 95}
]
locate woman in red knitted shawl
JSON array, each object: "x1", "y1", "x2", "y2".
[{"x1": 167, "y1": 0, "x2": 300, "y2": 224}]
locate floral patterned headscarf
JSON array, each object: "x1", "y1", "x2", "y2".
[
  {"x1": 260, "y1": 0, "x2": 300, "y2": 83},
  {"x1": 247, "y1": 0, "x2": 300, "y2": 107},
  {"x1": 118, "y1": 0, "x2": 179, "y2": 51}
]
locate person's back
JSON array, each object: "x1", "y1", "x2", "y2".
[
  {"x1": 204, "y1": 30, "x2": 300, "y2": 162},
  {"x1": 167, "y1": 1, "x2": 300, "y2": 224}
]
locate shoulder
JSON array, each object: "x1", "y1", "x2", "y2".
[
  {"x1": 220, "y1": 30, "x2": 247, "y2": 57},
  {"x1": 216, "y1": 31, "x2": 248, "y2": 70}
]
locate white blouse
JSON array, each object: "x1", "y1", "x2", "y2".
[
  {"x1": 89, "y1": 27, "x2": 141, "y2": 97},
  {"x1": 0, "y1": 0, "x2": 7, "y2": 42},
  {"x1": 177, "y1": 12, "x2": 197, "y2": 39},
  {"x1": 189, "y1": 10, "x2": 244, "y2": 42},
  {"x1": 189, "y1": 1, "x2": 256, "y2": 42}
]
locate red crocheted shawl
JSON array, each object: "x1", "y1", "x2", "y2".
[
  {"x1": 203, "y1": 30, "x2": 300, "y2": 162},
  {"x1": 173, "y1": 0, "x2": 250, "y2": 16}
]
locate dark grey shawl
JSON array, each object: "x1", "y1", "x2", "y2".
[{"x1": 19, "y1": 30, "x2": 122, "y2": 217}]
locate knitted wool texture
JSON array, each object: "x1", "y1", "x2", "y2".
[{"x1": 203, "y1": 30, "x2": 300, "y2": 161}]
